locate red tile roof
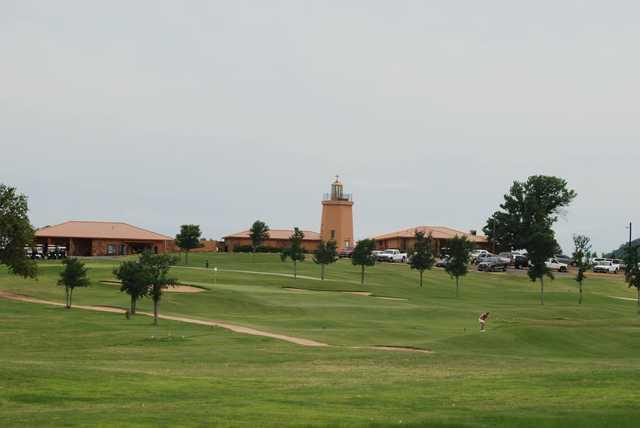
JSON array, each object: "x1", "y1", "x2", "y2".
[
  {"x1": 372, "y1": 226, "x2": 487, "y2": 243},
  {"x1": 35, "y1": 221, "x2": 173, "y2": 241},
  {"x1": 224, "y1": 229, "x2": 321, "y2": 241}
]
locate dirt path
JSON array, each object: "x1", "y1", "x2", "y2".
[
  {"x1": 0, "y1": 290, "x2": 327, "y2": 347},
  {"x1": 0, "y1": 291, "x2": 429, "y2": 353}
]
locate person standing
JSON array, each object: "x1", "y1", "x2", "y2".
[{"x1": 479, "y1": 312, "x2": 490, "y2": 332}]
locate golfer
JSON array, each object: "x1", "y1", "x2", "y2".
[{"x1": 479, "y1": 312, "x2": 490, "y2": 331}]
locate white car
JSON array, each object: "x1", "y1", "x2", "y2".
[
  {"x1": 546, "y1": 258, "x2": 568, "y2": 272},
  {"x1": 377, "y1": 249, "x2": 408, "y2": 263},
  {"x1": 593, "y1": 261, "x2": 619, "y2": 274}
]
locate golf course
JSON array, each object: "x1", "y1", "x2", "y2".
[{"x1": 1, "y1": 252, "x2": 639, "y2": 427}]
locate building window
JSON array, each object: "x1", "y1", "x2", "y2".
[
  {"x1": 107, "y1": 244, "x2": 116, "y2": 256},
  {"x1": 120, "y1": 244, "x2": 126, "y2": 255},
  {"x1": 331, "y1": 230, "x2": 336, "y2": 240},
  {"x1": 345, "y1": 241, "x2": 350, "y2": 248}
]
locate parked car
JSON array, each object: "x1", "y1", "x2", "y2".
[
  {"x1": 338, "y1": 248, "x2": 354, "y2": 258},
  {"x1": 474, "y1": 252, "x2": 496, "y2": 265},
  {"x1": 590, "y1": 257, "x2": 609, "y2": 268},
  {"x1": 513, "y1": 254, "x2": 529, "y2": 269},
  {"x1": 497, "y1": 252, "x2": 514, "y2": 265},
  {"x1": 555, "y1": 255, "x2": 575, "y2": 266},
  {"x1": 377, "y1": 249, "x2": 408, "y2": 263},
  {"x1": 477, "y1": 257, "x2": 509, "y2": 272},
  {"x1": 435, "y1": 257, "x2": 450, "y2": 268},
  {"x1": 612, "y1": 259, "x2": 626, "y2": 271},
  {"x1": 545, "y1": 258, "x2": 568, "y2": 272},
  {"x1": 470, "y1": 250, "x2": 490, "y2": 264},
  {"x1": 593, "y1": 260, "x2": 619, "y2": 274}
]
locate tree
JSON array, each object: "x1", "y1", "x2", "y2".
[
  {"x1": 572, "y1": 235, "x2": 592, "y2": 304},
  {"x1": 280, "y1": 228, "x2": 305, "y2": 279},
  {"x1": 483, "y1": 176, "x2": 577, "y2": 252},
  {"x1": 57, "y1": 258, "x2": 90, "y2": 309},
  {"x1": 352, "y1": 239, "x2": 376, "y2": 285},
  {"x1": 409, "y1": 231, "x2": 435, "y2": 287},
  {"x1": 484, "y1": 176, "x2": 576, "y2": 304},
  {"x1": 444, "y1": 236, "x2": 474, "y2": 297},
  {"x1": 175, "y1": 224, "x2": 202, "y2": 265},
  {"x1": 527, "y1": 226, "x2": 556, "y2": 305},
  {"x1": 139, "y1": 251, "x2": 177, "y2": 325},
  {"x1": 113, "y1": 260, "x2": 148, "y2": 315},
  {"x1": 249, "y1": 220, "x2": 270, "y2": 260},
  {"x1": 313, "y1": 240, "x2": 338, "y2": 280},
  {"x1": 624, "y1": 244, "x2": 640, "y2": 312},
  {"x1": 0, "y1": 184, "x2": 37, "y2": 278}
]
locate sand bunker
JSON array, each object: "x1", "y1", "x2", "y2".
[
  {"x1": 283, "y1": 287, "x2": 407, "y2": 301},
  {"x1": 100, "y1": 280, "x2": 204, "y2": 293}
]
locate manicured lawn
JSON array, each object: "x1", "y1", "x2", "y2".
[{"x1": 1, "y1": 253, "x2": 639, "y2": 427}]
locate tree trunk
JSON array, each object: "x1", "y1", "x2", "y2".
[
  {"x1": 69, "y1": 288, "x2": 74, "y2": 309},
  {"x1": 637, "y1": 287, "x2": 639, "y2": 314},
  {"x1": 321, "y1": 264, "x2": 325, "y2": 280},
  {"x1": 130, "y1": 295, "x2": 136, "y2": 315},
  {"x1": 185, "y1": 250, "x2": 189, "y2": 265},
  {"x1": 153, "y1": 299, "x2": 159, "y2": 325},
  {"x1": 361, "y1": 265, "x2": 365, "y2": 285},
  {"x1": 579, "y1": 281, "x2": 583, "y2": 304},
  {"x1": 540, "y1": 276, "x2": 545, "y2": 305},
  {"x1": 65, "y1": 286, "x2": 70, "y2": 309},
  {"x1": 294, "y1": 260, "x2": 297, "y2": 279},
  {"x1": 455, "y1": 277, "x2": 459, "y2": 297},
  {"x1": 420, "y1": 271, "x2": 423, "y2": 288}
]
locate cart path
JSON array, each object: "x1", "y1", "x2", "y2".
[
  {"x1": 0, "y1": 291, "x2": 432, "y2": 354},
  {"x1": 0, "y1": 290, "x2": 328, "y2": 347},
  {"x1": 174, "y1": 266, "x2": 374, "y2": 286}
]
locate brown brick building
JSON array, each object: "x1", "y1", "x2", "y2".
[
  {"x1": 372, "y1": 226, "x2": 490, "y2": 255},
  {"x1": 35, "y1": 221, "x2": 175, "y2": 256},
  {"x1": 223, "y1": 229, "x2": 321, "y2": 252}
]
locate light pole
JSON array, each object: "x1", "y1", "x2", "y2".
[{"x1": 628, "y1": 222, "x2": 633, "y2": 248}]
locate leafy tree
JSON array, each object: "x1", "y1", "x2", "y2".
[
  {"x1": 409, "y1": 231, "x2": 435, "y2": 287},
  {"x1": 483, "y1": 175, "x2": 577, "y2": 251},
  {"x1": 0, "y1": 184, "x2": 37, "y2": 278},
  {"x1": 57, "y1": 258, "x2": 90, "y2": 309},
  {"x1": 444, "y1": 235, "x2": 474, "y2": 297},
  {"x1": 624, "y1": 244, "x2": 640, "y2": 312},
  {"x1": 280, "y1": 228, "x2": 305, "y2": 279},
  {"x1": 139, "y1": 251, "x2": 177, "y2": 325},
  {"x1": 113, "y1": 260, "x2": 148, "y2": 315},
  {"x1": 527, "y1": 226, "x2": 556, "y2": 305},
  {"x1": 352, "y1": 239, "x2": 376, "y2": 285},
  {"x1": 249, "y1": 220, "x2": 270, "y2": 260},
  {"x1": 484, "y1": 176, "x2": 576, "y2": 304},
  {"x1": 175, "y1": 224, "x2": 202, "y2": 265},
  {"x1": 313, "y1": 240, "x2": 338, "y2": 280},
  {"x1": 572, "y1": 235, "x2": 592, "y2": 304}
]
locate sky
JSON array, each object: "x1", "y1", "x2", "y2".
[{"x1": 1, "y1": 0, "x2": 638, "y2": 254}]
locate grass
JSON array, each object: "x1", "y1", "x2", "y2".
[{"x1": 1, "y1": 252, "x2": 640, "y2": 427}]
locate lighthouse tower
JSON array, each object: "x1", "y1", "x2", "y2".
[{"x1": 320, "y1": 176, "x2": 354, "y2": 250}]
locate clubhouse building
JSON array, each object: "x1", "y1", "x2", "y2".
[
  {"x1": 35, "y1": 221, "x2": 175, "y2": 256},
  {"x1": 223, "y1": 229, "x2": 321, "y2": 252},
  {"x1": 372, "y1": 226, "x2": 489, "y2": 255}
]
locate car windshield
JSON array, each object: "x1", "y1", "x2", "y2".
[{"x1": 597, "y1": 261, "x2": 611, "y2": 266}]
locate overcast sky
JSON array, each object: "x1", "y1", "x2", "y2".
[{"x1": 2, "y1": 1, "x2": 638, "y2": 254}]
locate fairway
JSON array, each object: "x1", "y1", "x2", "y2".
[{"x1": 2, "y1": 253, "x2": 640, "y2": 427}]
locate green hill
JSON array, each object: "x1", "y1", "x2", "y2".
[{"x1": 1, "y1": 253, "x2": 639, "y2": 427}]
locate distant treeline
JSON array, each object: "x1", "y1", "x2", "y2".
[{"x1": 607, "y1": 238, "x2": 640, "y2": 258}]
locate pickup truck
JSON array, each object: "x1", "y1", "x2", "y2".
[
  {"x1": 593, "y1": 260, "x2": 619, "y2": 274},
  {"x1": 545, "y1": 258, "x2": 568, "y2": 272},
  {"x1": 377, "y1": 249, "x2": 408, "y2": 263}
]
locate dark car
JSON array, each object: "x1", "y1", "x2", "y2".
[
  {"x1": 555, "y1": 255, "x2": 575, "y2": 266},
  {"x1": 513, "y1": 254, "x2": 529, "y2": 269},
  {"x1": 477, "y1": 257, "x2": 509, "y2": 272}
]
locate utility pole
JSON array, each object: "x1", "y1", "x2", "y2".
[{"x1": 629, "y1": 222, "x2": 633, "y2": 248}]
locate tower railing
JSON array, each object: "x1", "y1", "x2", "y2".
[{"x1": 323, "y1": 193, "x2": 352, "y2": 202}]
